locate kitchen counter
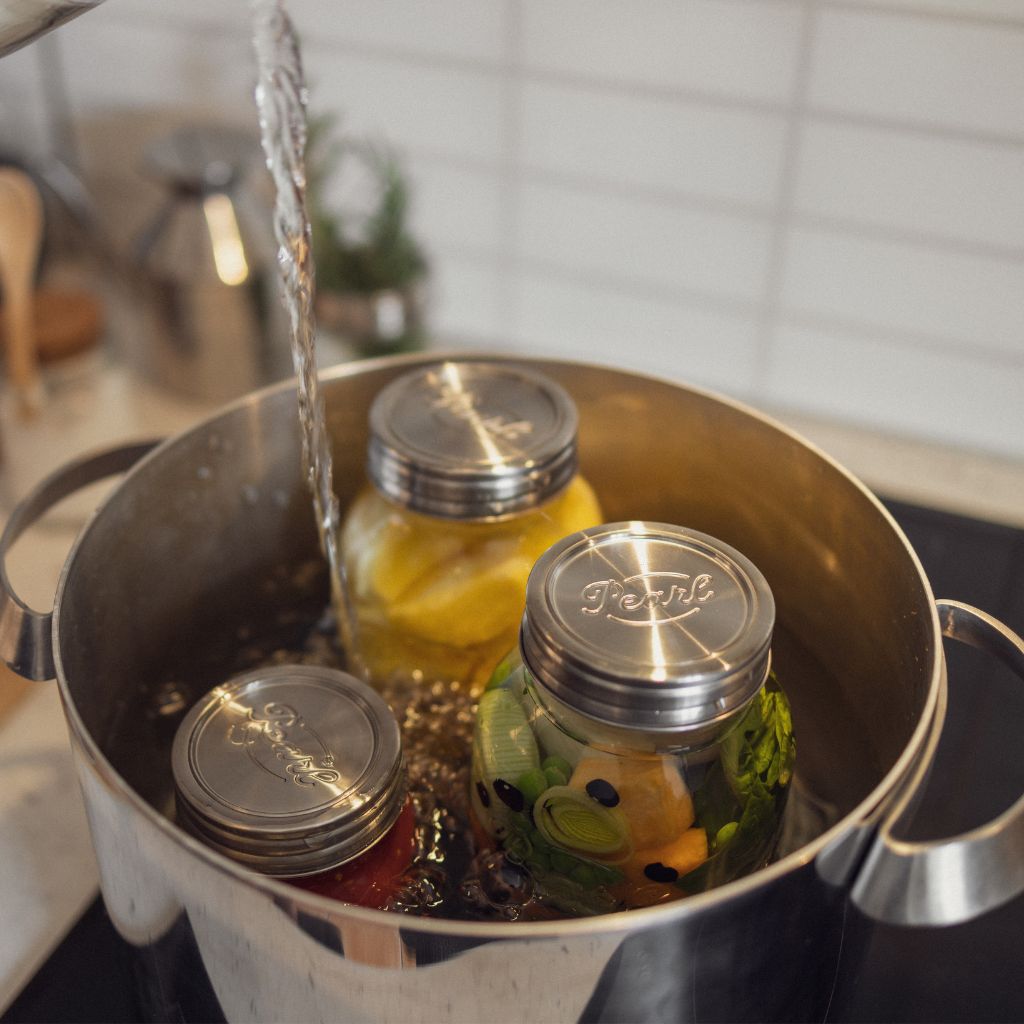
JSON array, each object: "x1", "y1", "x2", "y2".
[
  {"x1": 0, "y1": 357, "x2": 217, "y2": 1013},
  {"x1": 768, "y1": 405, "x2": 1024, "y2": 531},
  {"x1": 1, "y1": 349, "x2": 1023, "y2": 1015}
]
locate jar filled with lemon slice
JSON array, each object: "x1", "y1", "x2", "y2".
[
  {"x1": 469, "y1": 522, "x2": 795, "y2": 917},
  {"x1": 340, "y1": 361, "x2": 602, "y2": 694}
]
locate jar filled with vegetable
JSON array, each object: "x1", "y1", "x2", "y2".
[
  {"x1": 469, "y1": 522, "x2": 795, "y2": 918},
  {"x1": 340, "y1": 360, "x2": 602, "y2": 694},
  {"x1": 172, "y1": 665, "x2": 416, "y2": 910}
]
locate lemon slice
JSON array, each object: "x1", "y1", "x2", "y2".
[
  {"x1": 342, "y1": 489, "x2": 467, "y2": 604},
  {"x1": 343, "y1": 475, "x2": 603, "y2": 661},
  {"x1": 549, "y1": 476, "x2": 602, "y2": 533},
  {"x1": 512, "y1": 477, "x2": 603, "y2": 554},
  {"x1": 368, "y1": 520, "x2": 467, "y2": 604},
  {"x1": 387, "y1": 552, "x2": 533, "y2": 647}
]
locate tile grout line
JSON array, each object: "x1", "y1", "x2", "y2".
[
  {"x1": 407, "y1": 143, "x2": 1024, "y2": 266},
  {"x1": 804, "y1": 107, "x2": 1024, "y2": 151},
  {"x1": 304, "y1": 47, "x2": 1024, "y2": 151},
  {"x1": 100, "y1": 10, "x2": 1024, "y2": 149},
  {"x1": 788, "y1": 211, "x2": 1024, "y2": 265},
  {"x1": 425, "y1": 244, "x2": 1024, "y2": 370},
  {"x1": 753, "y1": 0, "x2": 820, "y2": 393},
  {"x1": 119, "y1": 0, "x2": 1024, "y2": 37},
  {"x1": 820, "y1": 0, "x2": 1024, "y2": 32},
  {"x1": 778, "y1": 307, "x2": 1024, "y2": 368}
]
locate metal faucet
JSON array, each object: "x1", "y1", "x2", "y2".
[{"x1": 0, "y1": 0, "x2": 104, "y2": 58}]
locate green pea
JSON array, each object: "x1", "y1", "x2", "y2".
[
  {"x1": 543, "y1": 765, "x2": 569, "y2": 787},
  {"x1": 516, "y1": 768, "x2": 549, "y2": 807},
  {"x1": 715, "y1": 822, "x2": 739, "y2": 850},
  {"x1": 541, "y1": 755, "x2": 573, "y2": 782}
]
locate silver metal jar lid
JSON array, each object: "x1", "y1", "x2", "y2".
[
  {"x1": 172, "y1": 665, "x2": 405, "y2": 877},
  {"x1": 367, "y1": 360, "x2": 579, "y2": 519},
  {"x1": 520, "y1": 522, "x2": 775, "y2": 733}
]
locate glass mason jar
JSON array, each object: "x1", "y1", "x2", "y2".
[
  {"x1": 469, "y1": 522, "x2": 796, "y2": 918},
  {"x1": 340, "y1": 361, "x2": 602, "y2": 694},
  {"x1": 172, "y1": 665, "x2": 415, "y2": 911}
]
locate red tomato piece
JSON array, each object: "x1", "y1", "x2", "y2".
[{"x1": 290, "y1": 800, "x2": 417, "y2": 910}]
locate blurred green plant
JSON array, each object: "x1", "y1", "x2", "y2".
[{"x1": 306, "y1": 113, "x2": 428, "y2": 296}]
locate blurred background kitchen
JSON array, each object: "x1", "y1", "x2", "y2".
[
  {"x1": 0, "y1": 0, "x2": 1023, "y2": 1011},
  {"x1": 1, "y1": 0, "x2": 1023, "y2": 510}
]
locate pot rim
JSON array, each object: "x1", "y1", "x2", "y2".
[{"x1": 52, "y1": 351, "x2": 944, "y2": 939}]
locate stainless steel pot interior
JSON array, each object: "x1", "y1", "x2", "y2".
[
  {"x1": 46, "y1": 355, "x2": 944, "y2": 1020},
  {"x1": 56, "y1": 356, "x2": 936, "y2": 821}
]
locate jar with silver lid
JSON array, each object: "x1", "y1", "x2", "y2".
[
  {"x1": 340, "y1": 360, "x2": 602, "y2": 694},
  {"x1": 172, "y1": 665, "x2": 416, "y2": 910},
  {"x1": 469, "y1": 522, "x2": 795, "y2": 917}
]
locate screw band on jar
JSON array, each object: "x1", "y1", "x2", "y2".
[
  {"x1": 367, "y1": 360, "x2": 580, "y2": 520},
  {"x1": 172, "y1": 665, "x2": 405, "y2": 877},
  {"x1": 519, "y1": 522, "x2": 775, "y2": 734}
]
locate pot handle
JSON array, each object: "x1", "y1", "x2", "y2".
[
  {"x1": 849, "y1": 600, "x2": 1024, "y2": 927},
  {"x1": 0, "y1": 441, "x2": 160, "y2": 681}
]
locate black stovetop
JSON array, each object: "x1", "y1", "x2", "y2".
[{"x1": 4, "y1": 497, "x2": 1023, "y2": 1024}]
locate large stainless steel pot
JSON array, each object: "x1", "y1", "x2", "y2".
[{"x1": 3, "y1": 355, "x2": 1023, "y2": 1023}]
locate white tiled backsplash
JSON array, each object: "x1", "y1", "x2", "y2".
[{"x1": 1, "y1": 0, "x2": 1022, "y2": 459}]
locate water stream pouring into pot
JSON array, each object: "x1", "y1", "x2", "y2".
[{"x1": 250, "y1": 0, "x2": 353, "y2": 663}]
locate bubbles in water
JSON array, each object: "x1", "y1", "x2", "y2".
[
  {"x1": 152, "y1": 681, "x2": 188, "y2": 717},
  {"x1": 249, "y1": 0, "x2": 358, "y2": 666},
  {"x1": 461, "y1": 850, "x2": 534, "y2": 921}
]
